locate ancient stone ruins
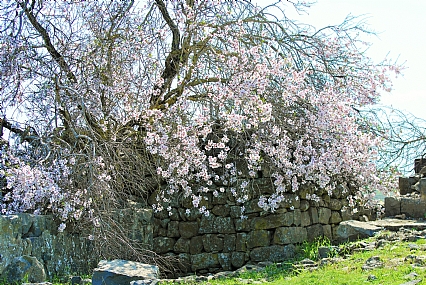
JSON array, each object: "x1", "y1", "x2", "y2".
[{"x1": 1, "y1": 173, "x2": 426, "y2": 284}]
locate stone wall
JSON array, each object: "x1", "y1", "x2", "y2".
[
  {"x1": 1, "y1": 180, "x2": 380, "y2": 278},
  {"x1": 149, "y1": 180, "x2": 377, "y2": 274},
  {"x1": 0, "y1": 205, "x2": 153, "y2": 279},
  {"x1": 0, "y1": 213, "x2": 97, "y2": 279},
  {"x1": 385, "y1": 176, "x2": 426, "y2": 219}
]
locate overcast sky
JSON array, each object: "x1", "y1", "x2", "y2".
[{"x1": 269, "y1": 0, "x2": 426, "y2": 120}]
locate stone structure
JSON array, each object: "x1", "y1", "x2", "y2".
[
  {"x1": 148, "y1": 180, "x2": 378, "y2": 274},
  {"x1": 0, "y1": 205, "x2": 153, "y2": 281},
  {"x1": 385, "y1": 176, "x2": 426, "y2": 219},
  {"x1": 0, "y1": 213, "x2": 98, "y2": 280},
  {"x1": 1, "y1": 179, "x2": 382, "y2": 279}
]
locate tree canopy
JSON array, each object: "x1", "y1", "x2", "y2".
[{"x1": 0, "y1": 0, "x2": 401, "y2": 260}]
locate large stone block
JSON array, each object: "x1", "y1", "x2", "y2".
[
  {"x1": 212, "y1": 205, "x2": 231, "y2": 217},
  {"x1": 167, "y1": 221, "x2": 180, "y2": 238},
  {"x1": 250, "y1": 212, "x2": 293, "y2": 230},
  {"x1": 293, "y1": 209, "x2": 301, "y2": 226},
  {"x1": 384, "y1": 197, "x2": 401, "y2": 217},
  {"x1": 273, "y1": 227, "x2": 307, "y2": 245},
  {"x1": 214, "y1": 217, "x2": 235, "y2": 233},
  {"x1": 335, "y1": 220, "x2": 381, "y2": 242},
  {"x1": 179, "y1": 221, "x2": 199, "y2": 239},
  {"x1": 202, "y1": 234, "x2": 224, "y2": 252},
  {"x1": 218, "y1": 253, "x2": 232, "y2": 271},
  {"x1": 190, "y1": 236, "x2": 204, "y2": 254},
  {"x1": 234, "y1": 217, "x2": 251, "y2": 231},
  {"x1": 399, "y1": 177, "x2": 417, "y2": 195},
  {"x1": 401, "y1": 198, "x2": 426, "y2": 218},
  {"x1": 230, "y1": 206, "x2": 244, "y2": 218},
  {"x1": 153, "y1": 237, "x2": 175, "y2": 254},
  {"x1": 236, "y1": 233, "x2": 247, "y2": 252},
  {"x1": 306, "y1": 224, "x2": 324, "y2": 242},
  {"x1": 323, "y1": 224, "x2": 332, "y2": 240},
  {"x1": 92, "y1": 260, "x2": 159, "y2": 285},
  {"x1": 0, "y1": 255, "x2": 46, "y2": 284},
  {"x1": 191, "y1": 253, "x2": 219, "y2": 271},
  {"x1": 174, "y1": 238, "x2": 190, "y2": 253},
  {"x1": 329, "y1": 199, "x2": 343, "y2": 211},
  {"x1": 330, "y1": 211, "x2": 342, "y2": 224},
  {"x1": 299, "y1": 200, "x2": 310, "y2": 211},
  {"x1": 246, "y1": 230, "x2": 271, "y2": 249},
  {"x1": 178, "y1": 208, "x2": 201, "y2": 221},
  {"x1": 300, "y1": 211, "x2": 311, "y2": 227},
  {"x1": 318, "y1": 207, "x2": 331, "y2": 224},
  {"x1": 250, "y1": 244, "x2": 296, "y2": 262},
  {"x1": 199, "y1": 215, "x2": 217, "y2": 234},
  {"x1": 251, "y1": 178, "x2": 275, "y2": 195},
  {"x1": 223, "y1": 234, "x2": 236, "y2": 252},
  {"x1": 309, "y1": 207, "x2": 319, "y2": 224},
  {"x1": 279, "y1": 194, "x2": 301, "y2": 209},
  {"x1": 231, "y1": 252, "x2": 246, "y2": 268},
  {"x1": 244, "y1": 199, "x2": 263, "y2": 214}
]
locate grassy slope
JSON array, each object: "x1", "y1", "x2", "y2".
[{"x1": 197, "y1": 233, "x2": 426, "y2": 285}]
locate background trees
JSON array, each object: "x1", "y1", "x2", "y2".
[{"x1": 0, "y1": 0, "x2": 402, "y2": 262}]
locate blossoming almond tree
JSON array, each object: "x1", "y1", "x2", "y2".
[{"x1": 0, "y1": 0, "x2": 400, "y2": 261}]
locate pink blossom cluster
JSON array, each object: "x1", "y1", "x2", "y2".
[
  {"x1": 140, "y1": 0, "x2": 399, "y2": 214},
  {"x1": 0, "y1": 148, "x2": 93, "y2": 232}
]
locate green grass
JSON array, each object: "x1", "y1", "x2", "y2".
[
  {"x1": 2, "y1": 234, "x2": 426, "y2": 285},
  {"x1": 166, "y1": 234, "x2": 426, "y2": 285}
]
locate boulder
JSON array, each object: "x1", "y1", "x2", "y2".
[
  {"x1": 384, "y1": 197, "x2": 401, "y2": 217},
  {"x1": 336, "y1": 220, "x2": 382, "y2": 242},
  {"x1": 0, "y1": 255, "x2": 46, "y2": 283},
  {"x1": 92, "y1": 260, "x2": 159, "y2": 285}
]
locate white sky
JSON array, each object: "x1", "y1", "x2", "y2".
[{"x1": 271, "y1": 0, "x2": 426, "y2": 120}]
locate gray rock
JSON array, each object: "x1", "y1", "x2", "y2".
[
  {"x1": 214, "y1": 217, "x2": 235, "y2": 233},
  {"x1": 401, "y1": 198, "x2": 426, "y2": 219},
  {"x1": 191, "y1": 253, "x2": 219, "y2": 271},
  {"x1": 231, "y1": 252, "x2": 246, "y2": 268},
  {"x1": 178, "y1": 221, "x2": 199, "y2": 239},
  {"x1": 0, "y1": 255, "x2": 46, "y2": 283},
  {"x1": 362, "y1": 256, "x2": 383, "y2": 270},
  {"x1": 189, "y1": 236, "x2": 204, "y2": 254},
  {"x1": 246, "y1": 230, "x2": 271, "y2": 249},
  {"x1": 250, "y1": 244, "x2": 296, "y2": 262},
  {"x1": 202, "y1": 234, "x2": 224, "y2": 252},
  {"x1": 199, "y1": 214, "x2": 217, "y2": 234},
  {"x1": 306, "y1": 224, "x2": 324, "y2": 242},
  {"x1": 385, "y1": 197, "x2": 402, "y2": 217},
  {"x1": 251, "y1": 212, "x2": 293, "y2": 230},
  {"x1": 153, "y1": 237, "x2": 175, "y2": 254},
  {"x1": 330, "y1": 211, "x2": 342, "y2": 224},
  {"x1": 318, "y1": 208, "x2": 331, "y2": 224},
  {"x1": 273, "y1": 227, "x2": 307, "y2": 245},
  {"x1": 167, "y1": 221, "x2": 180, "y2": 238},
  {"x1": 336, "y1": 220, "x2": 382, "y2": 241},
  {"x1": 174, "y1": 238, "x2": 190, "y2": 253},
  {"x1": 92, "y1": 260, "x2": 159, "y2": 285},
  {"x1": 218, "y1": 253, "x2": 232, "y2": 271},
  {"x1": 223, "y1": 234, "x2": 236, "y2": 252}
]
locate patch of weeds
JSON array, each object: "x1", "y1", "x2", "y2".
[{"x1": 299, "y1": 236, "x2": 336, "y2": 260}]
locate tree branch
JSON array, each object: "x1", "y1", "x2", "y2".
[{"x1": 19, "y1": 2, "x2": 77, "y2": 83}]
